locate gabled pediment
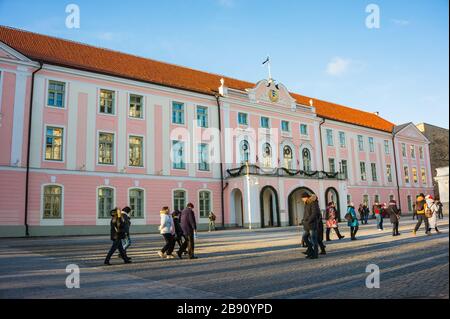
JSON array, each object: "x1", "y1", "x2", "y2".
[
  {"x1": 0, "y1": 41, "x2": 33, "y2": 63},
  {"x1": 247, "y1": 79, "x2": 298, "y2": 111},
  {"x1": 395, "y1": 123, "x2": 429, "y2": 143}
]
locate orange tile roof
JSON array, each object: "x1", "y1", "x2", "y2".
[{"x1": 0, "y1": 25, "x2": 395, "y2": 133}]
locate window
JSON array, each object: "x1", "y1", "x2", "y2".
[
  {"x1": 360, "y1": 162, "x2": 367, "y2": 181},
  {"x1": 369, "y1": 137, "x2": 375, "y2": 152},
  {"x1": 98, "y1": 132, "x2": 114, "y2": 165},
  {"x1": 340, "y1": 160, "x2": 348, "y2": 179},
  {"x1": 261, "y1": 117, "x2": 270, "y2": 128},
  {"x1": 129, "y1": 94, "x2": 143, "y2": 119},
  {"x1": 199, "y1": 191, "x2": 211, "y2": 218},
  {"x1": 45, "y1": 127, "x2": 63, "y2": 161},
  {"x1": 129, "y1": 136, "x2": 143, "y2": 167},
  {"x1": 302, "y1": 149, "x2": 312, "y2": 172},
  {"x1": 238, "y1": 112, "x2": 248, "y2": 125},
  {"x1": 129, "y1": 189, "x2": 144, "y2": 218},
  {"x1": 99, "y1": 89, "x2": 115, "y2": 114},
  {"x1": 374, "y1": 195, "x2": 380, "y2": 204},
  {"x1": 172, "y1": 141, "x2": 185, "y2": 169},
  {"x1": 326, "y1": 129, "x2": 334, "y2": 146},
  {"x1": 198, "y1": 143, "x2": 210, "y2": 171},
  {"x1": 172, "y1": 102, "x2": 185, "y2": 124},
  {"x1": 371, "y1": 163, "x2": 377, "y2": 181},
  {"x1": 328, "y1": 158, "x2": 336, "y2": 173},
  {"x1": 173, "y1": 190, "x2": 186, "y2": 211},
  {"x1": 401, "y1": 143, "x2": 406, "y2": 157},
  {"x1": 300, "y1": 124, "x2": 308, "y2": 136},
  {"x1": 419, "y1": 146, "x2": 424, "y2": 160},
  {"x1": 384, "y1": 140, "x2": 390, "y2": 154},
  {"x1": 407, "y1": 195, "x2": 413, "y2": 212},
  {"x1": 339, "y1": 131, "x2": 346, "y2": 148},
  {"x1": 410, "y1": 145, "x2": 415, "y2": 158},
  {"x1": 240, "y1": 140, "x2": 250, "y2": 164},
  {"x1": 386, "y1": 164, "x2": 393, "y2": 182},
  {"x1": 358, "y1": 135, "x2": 364, "y2": 151},
  {"x1": 47, "y1": 80, "x2": 65, "y2": 108},
  {"x1": 283, "y1": 145, "x2": 293, "y2": 169},
  {"x1": 421, "y1": 168, "x2": 427, "y2": 184},
  {"x1": 262, "y1": 143, "x2": 272, "y2": 168},
  {"x1": 404, "y1": 166, "x2": 410, "y2": 184},
  {"x1": 98, "y1": 187, "x2": 114, "y2": 219},
  {"x1": 281, "y1": 121, "x2": 290, "y2": 132},
  {"x1": 43, "y1": 185, "x2": 62, "y2": 219},
  {"x1": 412, "y1": 167, "x2": 418, "y2": 184},
  {"x1": 363, "y1": 194, "x2": 369, "y2": 206},
  {"x1": 197, "y1": 106, "x2": 208, "y2": 128}
]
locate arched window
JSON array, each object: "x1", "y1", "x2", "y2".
[
  {"x1": 199, "y1": 191, "x2": 211, "y2": 218},
  {"x1": 302, "y1": 148, "x2": 312, "y2": 172},
  {"x1": 129, "y1": 188, "x2": 144, "y2": 218},
  {"x1": 173, "y1": 190, "x2": 186, "y2": 211},
  {"x1": 43, "y1": 185, "x2": 62, "y2": 219},
  {"x1": 262, "y1": 143, "x2": 272, "y2": 168},
  {"x1": 98, "y1": 187, "x2": 114, "y2": 219},
  {"x1": 239, "y1": 140, "x2": 250, "y2": 164},
  {"x1": 283, "y1": 145, "x2": 293, "y2": 169}
]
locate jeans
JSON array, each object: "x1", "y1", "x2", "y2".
[
  {"x1": 364, "y1": 213, "x2": 369, "y2": 224},
  {"x1": 302, "y1": 229, "x2": 318, "y2": 257},
  {"x1": 414, "y1": 215, "x2": 429, "y2": 233},
  {"x1": 161, "y1": 233, "x2": 175, "y2": 255},
  {"x1": 105, "y1": 239, "x2": 128, "y2": 262},
  {"x1": 376, "y1": 214, "x2": 383, "y2": 230}
]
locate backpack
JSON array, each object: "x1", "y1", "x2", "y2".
[
  {"x1": 210, "y1": 213, "x2": 216, "y2": 221},
  {"x1": 424, "y1": 204, "x2": 433, "y2": 218}
]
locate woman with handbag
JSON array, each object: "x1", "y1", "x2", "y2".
[
  {"x1": 425, "y1": 195, "x2": 440, "y2": 234},
  {"x1": 346, "y1": 203, "x2": 359, "y2": 240},
  {"x1": 325, "y1": 202, "x2": 345, "y2": 241},
  {"x1": 158, "y1": 207, "x2": 176, "y2": 259},
  {"x1": 104, "y1": 208, "x2": 132, "y2": 265}
]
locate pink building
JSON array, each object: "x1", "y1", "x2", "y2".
[{"x1": 0, "y1": 26, "x2": 434, "y2": 237}]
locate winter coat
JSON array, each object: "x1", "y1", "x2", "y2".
[
  {"x1": 387, "y1": 204, "x2": 401, "y2": 223},
  {"x1": 302, "y1": 195, "x2": 320, "y2": 232},
  {"x1": 110, "y1": 215, "x2": 126, "y2": 241},
  {"x1": 426, "y1": 199, "x2": 439, "y2": 229},
  {"x1": 173, "y1": 216, "x2": 184, "y2": 237},
  {"x1": 347, "y1": 206, "x2": 359, "y2": 227},
  {"x1": 122, "y1": 213, "x2": 131, "y2": 235},
  {"x1": 326, "y1": 206, "x2": 338, "y2": 229},
  {"x1": 180, "y1": 207, "x2": 197, "y2": 236},
  {"x1": 159, "y1": 213, "x2": 175, "y2": 235},
  {"x1": 416, "y1": 196, "x2": 426, "y2": 215}
]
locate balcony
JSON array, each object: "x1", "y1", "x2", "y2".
[{"x1": 226, "y1": 164, "x2": 347, "y2": 180}]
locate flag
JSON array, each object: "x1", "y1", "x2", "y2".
[{"x1": 262, "y1": 56, "x2": 270, "y2": 65}]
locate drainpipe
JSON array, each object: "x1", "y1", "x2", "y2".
[
  {"x1": 214, "y1": 93, "x2": 226, "y2": 229},
  {"x1": 24, "y1": 62, "x2": 43, "y2": 237},
  {"x1": 392, "y1": 133, "x2": 402, "y2": 211}
]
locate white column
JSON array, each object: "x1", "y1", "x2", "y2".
[
  {"x1": 146, "y1": 96, "x2": 155, "y2": 174},
  {"x1": 66, "y1": 82, "x2": 78, "y2": 170},
  {"x1": 117, "y1": 91, "x2": 127, "y2": 172},
  {"x1": 10, "y1": 68, "x2": 28, "y2": 166},
  {"x1": 29, "y1": 75, "x2": 45, "y2": 168}
]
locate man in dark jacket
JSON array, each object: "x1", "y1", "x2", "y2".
[
  {"x1": 178, "y1": 203, "x2": 198, "y2": 259},
  {"x1": 387, "y1": 200, "x2": 401, "y2": 236},
  {"x1": 104, "y1": 208, "x2": 131, "y2": 265},
  {"x1": 301, "y1": 193, "x2": 320, "y2": 259}
]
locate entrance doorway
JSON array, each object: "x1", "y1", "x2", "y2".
[
  {"x1": 260, "y1": 186, "x2": 280, "y2": 228},
  {"x1": 288, "y1": 187, "x2": 315, "y2": 226},
  {"x1": 325, "y1": 187, "x2": 340, "y2": 221},
  {"x1": 230, "y1": 188, "x2": 244, "y2": 227}
]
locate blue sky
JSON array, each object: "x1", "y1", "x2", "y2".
[{"x1": 1, "y1": 0, "x2": 448, "y2": 128}]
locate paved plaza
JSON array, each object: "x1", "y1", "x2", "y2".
[{"x1": 0, "y1": 218, "x2": 448, "y2": 299}]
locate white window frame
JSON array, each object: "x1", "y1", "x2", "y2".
[
  {"x1": 98, "y1": 88, "x2": 117, "y2": 116},
  {"x1": 45, "y1": 78, "x2": 68, "y2": 109},
  {"x1": 371, "y1": 163, "x2": 378, "y2": 181},
  {"x1": 401, "y1": 143, "x2": 406, "y2": 157},
  {"x1": 96, "y1": 185, "x2": 116, "y2": 224},
  {"x1": 338, "y1": 131, "x2": 346, "y2": 148},
  {"x1": 196, "y1": 105, "x2": 209, "y2": 128},
  {"x1": 404, "y1": 166, "x2": 410, "y2": 184},
  {"x1": 198, "y1": 189, "x2": 213, "y2": 220},
  {"x1": 260, "y1": 116, "x2": 270, "y2": 129},
  {"x1": 128, "y1": 134, "x2": 145, "y2": 168},
  {"x1": 384, "y1": 140, "x2": 390, "y2": 154},
  {"x1": 368, "y1": 137, "x2": 375, "y2": 153},
  {"x1": 326, "y1": 129, "x2": 334, "y2": 146},
  {"x1": 96, "y1": 130, "x2": 116, "y2": 166},
  {"x1": 128, "y1": 93, "x2": 145, "y2": 120},
  {"x1": 412, "y1": 167, "x2": 418, "y2": 184},
  {"x1": 421, "y1": 167, "x2": 427, "y2": 184},
  {"x1": 360, "y1": 162, "x2": 367, "y2": 181},
  {"x1": 281, "y1": 120, "x2": 290, "y2": 133},
  {"x1": 386, "y1": 164, "x2": 393, "y2": 183},
  {"x1": 300, "y1": 124, "x2": 309, "y2": 137},
  {"x1": 357, "y1": 135, "x2": 364, "y2": 151},
  {"x1": 197, "y1": 143, "x2": 210, "y2": 172},
  {"x1": 171, "y1": 101, "x2": 186, "y2": 125},
  {"x1": 128, "y1": 187, "x2": 146, "y2": 224},
  {"x1": 237, "y1": 112, "x2": 248, "y2": 126},
  {"x1": 40, "y1": 183, "x2": 64, "y2": 226},
  {"x1": 43, "y1": 124, "x2": 66, "y2": 163},
  {"x1": 172, "y1": 140, "x2": 186, "y2": 170},
  {"x1": 172, "y1": 189, "x2": 188, "y2": 212}
]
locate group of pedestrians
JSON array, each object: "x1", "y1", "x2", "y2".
[{"x1": 413, "y1": 193, "x2": 442, "y2": 235}]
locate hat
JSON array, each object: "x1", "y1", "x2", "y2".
[
  {"x1": 426, "y1": 195, "x2": 434, "y2": 200},
  {"x1": 301, "y1": 192, "x2": 310, "y2": 198},
  {"x1": 122, "y1": 206, "x2": 131, "y2": 213}
]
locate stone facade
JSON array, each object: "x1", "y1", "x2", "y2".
[{"x1": 416, "y1": 123, "x2": 449, "y2": 197}]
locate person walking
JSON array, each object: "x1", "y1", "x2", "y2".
[
  {"x1": 412, "y1": 203, "x2": 417, "y2": 220},
  {"x1": 425, "y1": 195, "x2": 441, "y2": 234},
  {"x1": 301, "y1": 193, "x2": 320, "y2": 259},
  {"x1": 358, "y1": 204, "x2": 365, "y2": 223},
  {"x1": 208, "y1": 211, "x2": 217, "y2": 232},
  {"x1": 172, "y1": 210, "x2": 186, "y2": 253},
  {"x1": 373, "y1": 202, "x2": 384, "y2": 231},
  {"x1": 436, "y1": 199, "x2": 444, "y2": 219},
  {"x1": 363, "y1": 204, "x2": 370, "y2": 225},
  {"x1": 104, "y1": 208, "x2": 131, "y2": 265},
  {"x1": 178, "y1": 203, "x2": 198, "y2": 259},
  {"x1": 158, "y1": 207, "x2": 176, "y2": 259},
  {"x1": 118, "y1": 206, "x2": 132, "y2": 259},
  {"x1": 413, "y1": 193, "x2": 430, "y2": 235},
  {"x1": 387, "y1": 200, "x2": 401, "y2": 236},
  {"x1": 325, "y1": 202, "x2": 345, "y2": 241},
  {"x1": 346, "y1": 203, "x2": 359, "y2": 240},
  {"x1": 317, "y1": 209, "x2": 326, "y2": 255}
]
